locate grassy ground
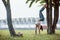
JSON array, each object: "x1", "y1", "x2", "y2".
[{"x1": 0, "y1": 29, "x2": 60, "y2": 40}]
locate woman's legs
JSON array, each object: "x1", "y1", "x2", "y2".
[
  {"x1": 38, "y1": 25, "x2": 40, "y2": 34},
  {"x1": 39, "y1": 12, "x2": 44, "y2": 21}
]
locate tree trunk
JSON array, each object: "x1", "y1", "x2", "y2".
[
  {"x1": 6, "y1": 5, "x2": 16, "y2": 36},
  {"x1": 45, "y1": 0, "x2": 52, "y2": 34},
  {"x1": 2, "y1": 0, "x2": 16, "y2": 36},
  {"x1": 52, "y1": 0, "x2": 59, "y2": 34},
  {"x1": 48, "y1": 0, "x2": 52, "y2": 34}
]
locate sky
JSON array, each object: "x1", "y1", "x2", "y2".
[
  {"x1": 0, "y1": 0, "x2": 46, "y2": 19},
  {"x1": 0, "y1": 0, "x2": 60, "y2": 19}
]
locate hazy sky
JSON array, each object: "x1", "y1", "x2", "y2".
[{"x1": 0, "y1": 0, "x2": 60, "y2": 20}]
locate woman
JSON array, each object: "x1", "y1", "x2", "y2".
[{"x1": 35, "y1": 4, "x2": 47, "y2": 35}]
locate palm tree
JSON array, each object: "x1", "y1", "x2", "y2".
[
  {"x1": 2, "y1": 0, "x2": 16, "y2": 36},
  {"x1": 45, "y1": 0, "x2": 52, "y2": 34},
  {"x1": 26, "y1": 0, "x2": 59, "y2": 34},
  {"x1": 52, "y1": 0, "x2": 59, "y2": 34}
]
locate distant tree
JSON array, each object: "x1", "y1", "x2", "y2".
[
  {"x1": 0, "y1": 20, "x2": 1, "y2": 28},
  {"x1": 32, "y1": 18, "x2": 36, "y2": 24},
  {"x1": 19, "y1": 18, "x2": 22, "y2": 24},
  {"x1": 23, "y1": 18, "x2": 27, "y2": 24},
  {"x1": 19, "y1": 18, "x2": 23, "y2": 24},
  {"x1": 14, "y1": 19, "x2": 19, "y2": 24},
  {"x1": 3, "y1": 20, "x2": 6, "y2": 24},
  {"x1": 28, "y1": 18, "x2": 31, "y2": 24}
]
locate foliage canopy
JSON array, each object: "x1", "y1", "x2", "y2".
[{"x1": 26, "y1": 0, "x2": 45, "y2": 7}]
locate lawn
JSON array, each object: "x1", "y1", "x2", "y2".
[{"x1": 0, "y1": 29, "x2": 60, "y2": 40}]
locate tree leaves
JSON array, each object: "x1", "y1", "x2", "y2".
[
  {"x1": 35, "y1": 0, "x2": 40, "y2": 3},
  {"x1": 40, "y1": 0, "x2": 45, "y2": 4},
  {"x1": 29, "y1": 0, "x2": 35, "y2": 7},
  {"x1": 26, "y1": 0, "x2": 30, "y2": 3},
  {"x1": 26, "y1": 0, "x2": 45, "y2": 7}
]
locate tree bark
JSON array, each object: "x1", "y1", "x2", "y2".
[
  {"x1": 45, "y1": 0, "x2": 52, "y2": 34},
  {"x1": 2, "y1": 0, "x2": 16, "y2": 36},
  {"x1": 48, "y1": 0, "x2": 52, "y2": 34},
  {"x1": 52, "y1": 0, "x2": 59, "y2": 34},
  {"x1": 45, "y1": 0, "x2": 49, "y2": 34},
  {"x1": 6, "y1": 5, "x2": 16, "y2": 36}
]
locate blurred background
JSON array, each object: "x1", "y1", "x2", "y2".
[{"x1": 0, "y1": 0, "x2": 60, "y2": 29}]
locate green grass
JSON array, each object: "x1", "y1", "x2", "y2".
[{"x1": 0, "y1": 30, "x2": 60, "y2": 40}]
